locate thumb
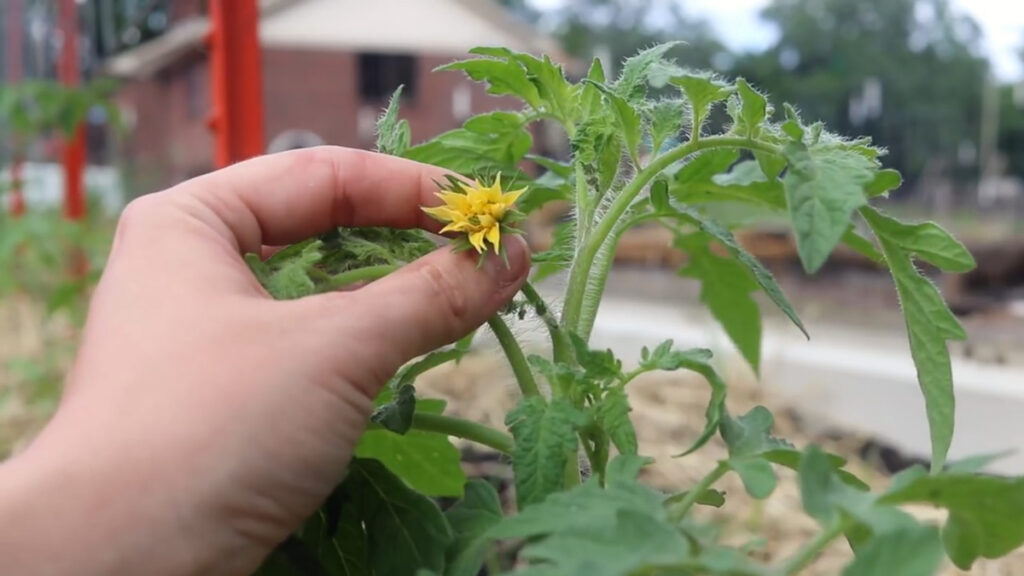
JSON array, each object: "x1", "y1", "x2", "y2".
[{"x1": 308, "y1": 235, "x2": 530, "y2": 388}]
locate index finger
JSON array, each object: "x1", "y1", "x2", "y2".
[{"x1": 170, "y1": 146, "x2": 452, "y2": 254}]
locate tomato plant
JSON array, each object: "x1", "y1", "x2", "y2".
[{"x1": 248, "y1": 44, "x2": 1021, "y2": 575}]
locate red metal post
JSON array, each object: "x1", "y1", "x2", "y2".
[
  {"x1": 206, "y1": 0, "x2": 265, "y2": 169},
  {"x1": 5, "y1": 0, "x2": 25, "y2": 216},
  {"x1": 58, "y1": 0, "x2": 86, "y2": 221}
]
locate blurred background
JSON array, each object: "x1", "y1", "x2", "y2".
[{"x1": 1, "y1": 1, "x2": 1024, "y2": 571}]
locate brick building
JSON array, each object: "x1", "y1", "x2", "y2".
[{"x1": 103, "y1": 0, "x2": 567, "y2": 189}]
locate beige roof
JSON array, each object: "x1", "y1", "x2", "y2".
[
  {"x1": 102, "y1": 0, "x2": 567, "y2": 79},
  {"x1": 261, "y1": 0, "x2": 562, "y2": 56}
]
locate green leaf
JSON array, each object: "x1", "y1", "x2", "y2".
[
  {"x1": 615, "y1": 42, "x2": 684, "y2": 102},
  {"x1": 356, "y1": 398, "x2": 467, "y2": 498},
  {"x1": 514, "y1": 53, "x2": 576, "y2": 124},
  {"x1": 675, "y1": 149, "x2": 740, "y2": 187},
  {"x1": 669, "y1": 205, "x2": 807, "y2": 338},
  {"x1": 594, "y1": 387, "x2": 638, "y2": 455},
  {"x1": 345, "y1": 458, "x2": 454, "y2": 576},
  {"x1": 670, "y1": 73, "x2": 734, "y2": 133},
  {"x1": 861, "y1": 207, "x2": 975, "y2": 273},
  {"x1": 648, "y1": 99, "x2": 686, "y2": 154},
  {"x1": 585, "y1": 80, "x2": 642, "y2": 165},
  {"x1": 444, "y1": 479, "x2": 504, "y2": 576},
  {"x1": 370, "y1": 384, "x2": 417, "y2": 434},
  {"x1": 405, "y1": 112, "x2": 531, "y2": 174},
  {"x1": 605, "y1": 454, "x2": 655, "y2": 486},
  {"x1": 841, "y1": 525, "x2": 944, "y2": 576},
  {"x1": 666, "y1": 488, "x2": 727, "y2": 508},
  {"x1": 531, "y1": 218, "x2": 575, "y2": 282},
  {"x1": 882, "y1": 474, "x2": 1024, "y2": 569},
  {"x1": 862, "y1": 208, "x2": 966, "y2": 472},
  {"x1": 519, "y1": 508, "x2": 692, "y2": 575},
  {"x1": 506, "y1": 397, "x2": 588, "y2": 508},
  {"x1": 253, "y1": 240, "x2": 323, "y2": 300},
  {"x1": 376, "y1": 85, "x2": 411, "y2": 156},
  {"x1": 437, "y1": 56, "x2": 542, "y2": 109},
  {"x1": 721, "y1": 406, "x2": 793, "y2": 458},
  {"x1": 865, "y1": 169, "x2": 903, "y2": 198},
  {"x1": 756, "y1": 151, "x2": 787, "y2": 180},
  {"x1": 677, "y1": 232, "x2": 762, "y2": 373},
  {"x1": 730, "y1": 458, "x2": 777, "y2": 499},
  {"x1": 579, "y1": 57, "x2": 607, "y2": 118},
  {"x1": 638, "y1": 342, "x2": 725, "y2": 456},
  {"x1": 841, "y1": 226, "x2": 885, "y2": 263},
  {"x1": 389, "y1": 348, "x2": 468, "y2": 391},
  {"x1": 783, "y1": 142, "x2": 876, "y2": 273},
  {"x1": 490, "y1": 478, "x2": 665, "y2": 542},
  {"x1": 730, "y1": 79, "x2": 768, "y2": 139}
]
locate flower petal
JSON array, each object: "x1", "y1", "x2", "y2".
[
  {"x1": 469, "y1": 229, "x2": 487, "y2": 253},
  {"x1": 486, "y1": 224, "x2": 501, "y2": 253}
]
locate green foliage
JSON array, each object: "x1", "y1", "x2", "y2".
[
  {"x1": 862, "y1": 208, "x2": 970, "y2": 471},
  {"x1": 444, "y1": 480, "x2": 504, "y2": 576},
  {"x1": 506, "y1": 396, "x2": 588, "y2": 508},
  {"x1": 245, "y1": 42, "x2": 1015, "y2": 576},
  {"x1": 358, "y1": 394, "x2": 466, "y2": 498}
]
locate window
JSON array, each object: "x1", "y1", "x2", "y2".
[{"x1": 358, "y1": 53, "x2": 417, "y2": 102}]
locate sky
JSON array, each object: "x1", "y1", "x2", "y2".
[{"x1": 531, "y1": 0, "x2": 1024, "y2": 81}]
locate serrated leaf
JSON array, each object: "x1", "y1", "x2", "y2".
[
  {"x1": 490, "y1": 475, "x2": 665, "y2": 541},
  {"x1": 579, "y1": 57, "x2": 607, "y2": 118},
  {"x1": 357, "y1": 398, "x2": 467, "y2": 497},
  {"x1": 569, "y1": 332, "x2": 623, "y2": 382},
  {"x1": 721, "y1": 406, "x2": 793, "y2": 458},
  {"x1": 595, "y1": 387, "x2": 638, "y2": 455},
  {"x1": 519, "y1": 508, "x2": 692, "y2": 575},
  {"x1": 841, "y1": 525, "x2": 944, "y2": 576},
  {"x1": 670, "y1": 73, "x2": 734, "y2": 134},
  {"x1": 731, "y1": 79, "x2": 767, "y2": 139},
  {"x1": 861, "y1": 207, "x2": 975, "y2": 273},
  {"x1": 882, "y1": 474, "x2": 1024, "y2": 569},
  {"x1": 864, "y1": 207, "x2": 966, "y2": 472},
  {"x1": 615, "y1": 42, "x2": 684, "y2": 102},
  {"x1": 783, "y1": 142, "x2": 876, "y2": 273},
  {"x1": 638, "y1": 342, "x2": 725, "y2": 456},
  {"x1": 648, "y1": 99, "x2": 686, "y2": 154},
  {"x1": 376, "y1": 85, "x2": 411, "y2": 156},
  {"x1": 669, "y1": 205, "x2": 807, "y2": 338},
  {"x1": 585, "y1": 80, "x2": 642, "y2": 165},
  {"x1": 514, "y1": 53, "x2": 576, "y2": 124},
  {"x1": 405, "y1": 112, "x2": 531, "y2": 174},
  {"x1": 506, "y1": 397, "x2": 588, "y2": 508},
  {"x1": 345, "y1": 458, "x2": 454, "y2": 576},
  {"x1": 256, "y1": 240, "x2": 323, "y2": 300},
  {"x1": 437, "y1": 57, "x2": 542, "y2": 109},
  {"x1": 444, "y1": 479, "x2": 504, "y2": 576},
  {"x1": 677, "y1": 232, "x2": 762, "y2": 373}
]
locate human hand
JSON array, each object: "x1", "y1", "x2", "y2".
[{"x1": 0, "y1": 147, "x2": 529, "y2": 576}]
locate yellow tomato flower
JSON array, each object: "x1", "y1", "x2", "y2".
[{"x1": 422, "y1": 174, "x2": 526, "y2": 254}]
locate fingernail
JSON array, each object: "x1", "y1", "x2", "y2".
[{"x1": 485, "y1": 235, "x2": 530, "y2": 286}]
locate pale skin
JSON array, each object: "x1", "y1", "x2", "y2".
[{"x1": 0, "y1": 147, "x2": 530, "y2": 575}]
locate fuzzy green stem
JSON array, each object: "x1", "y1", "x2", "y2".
[
  {"x1": 562, "y1": 136, "x2": 782, "y2": 339},
  {"x1": 317, "y1": 264, "x2": 398, "y2": 292},
  {"x1": 488, "y1": 316, "x2": 541, "y2": 398},
  {"x1": 667, "y1": 461, "x2": 729, "y2": 522},
  {"x1": 773, "y1": 518, "x2": 849, "y2": 576},
  {"x1": 402, "y1": 413, "x2": 515, "y2": 454},
  {"x1": 520, "y1": 282, "x2": 572, "y2": 364}
]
